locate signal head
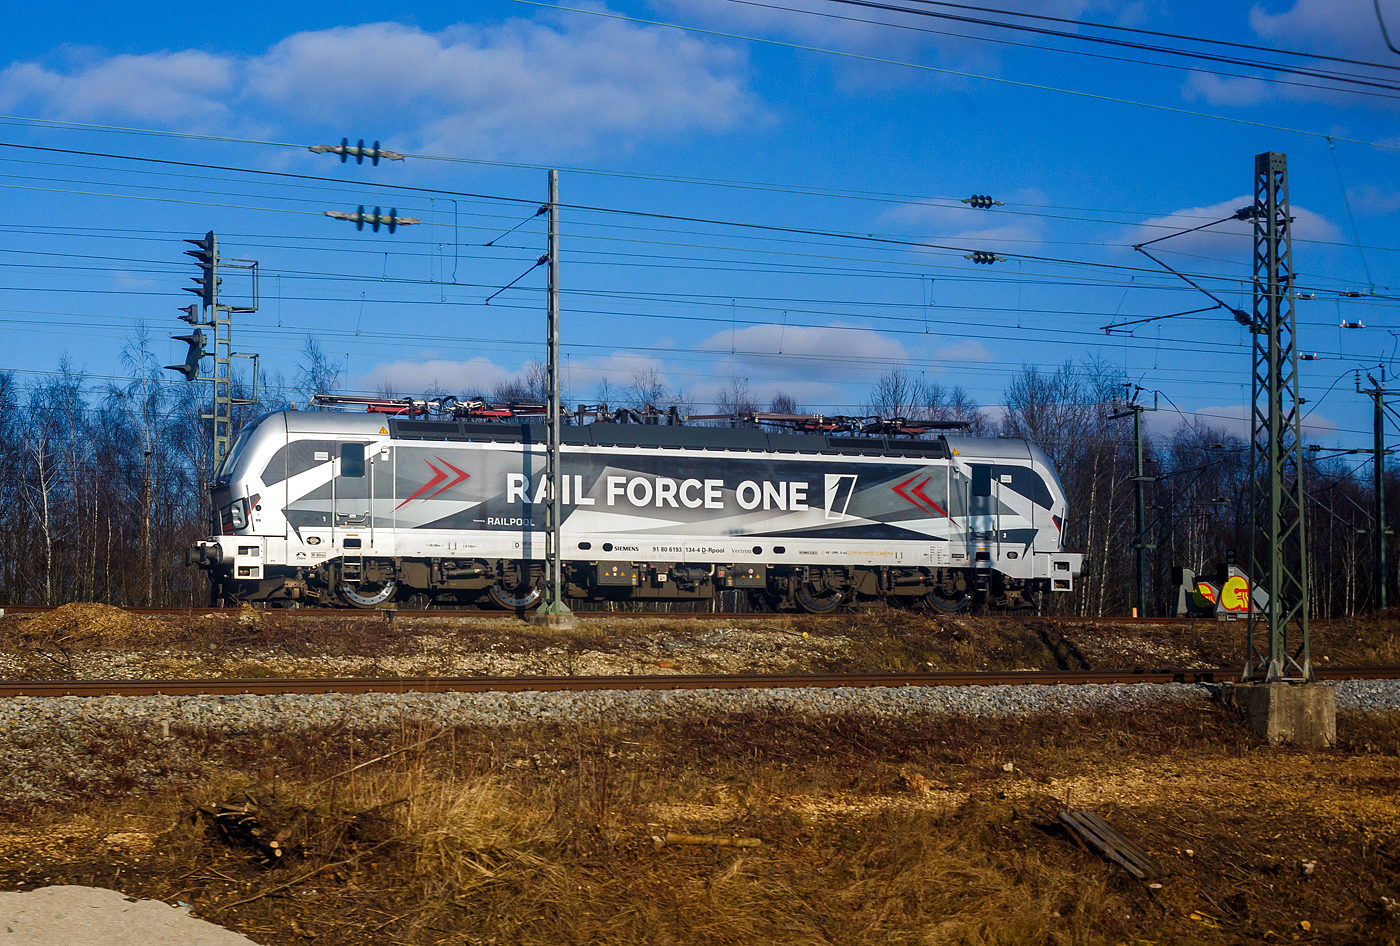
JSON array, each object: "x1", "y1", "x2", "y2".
[
  {"x1": 177, "y1": 303, "x2": 200, "y2": 324},
  {"x1": 182, "y1": 230, "x2": 216, "y2": 264},
  {"x1": 165, "y1": 328, "x2": 208, "y2": 381}
]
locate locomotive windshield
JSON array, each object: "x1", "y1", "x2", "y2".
[{"x1": 215, "y1": 415, "x2": 267, "y2": 482}]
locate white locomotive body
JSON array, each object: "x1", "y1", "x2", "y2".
[{"x1": 188, "y1": 411, "x2": 1083, "y2": 612}]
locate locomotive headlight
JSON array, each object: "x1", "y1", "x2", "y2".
[{"x1": 307, "y1": 536, "x2": 322, "y2": 546}]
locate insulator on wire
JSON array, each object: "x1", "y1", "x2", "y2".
[
  {"x1": 961, "y1": 194, "x2": 1002, "y2": 209},
  {"x1": 308, "y1": 138, "x2": 406, "y2": 163}
]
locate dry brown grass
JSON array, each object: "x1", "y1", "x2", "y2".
[{"x1": 1, "y1": 704, "x2": 1397, "y2": 944}]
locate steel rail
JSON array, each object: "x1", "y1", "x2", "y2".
[
  {"x1": 0, "y1": 666, "x2": 1394, "y2": 698},
  {"x1": 0, "y1": 604, "x2": 1211, "y2": 624}
]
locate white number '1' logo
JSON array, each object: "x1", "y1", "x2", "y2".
[{"x1": 824, "y1": 474, "x2": 857, "y2": 520}]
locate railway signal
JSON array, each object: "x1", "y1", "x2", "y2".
[
  {"x1": 308, "y1": 138, "x2": 405, "y2": 165},
  {"x1": 165, "y1": 329, "x2": 207, "y2": 381},
  {"x1": 167, "y1": 231, "x2": 262, "y2": 471},
  {"x1": 183, "y1": 232, "x2": 221, "y2": 308},
  {"x1": 324, "y1": 205, "x2": 421, "y2": 234},
  {"x1": 965, "y1": 251, "x2": 1004, "y2": 264}
]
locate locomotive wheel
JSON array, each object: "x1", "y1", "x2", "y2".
[
  {"x1": 487, "y1": 580, "x2": 542, "y2": 611},
  {"x1": 794, "y1": 583, "x2": 847, "y2": 614},
  {"x1": 339, "y1": 580, "x2": 397, "y2": 609},
  {"x1": 923, "y1": 590, "x2": 970, "y2": 614}
]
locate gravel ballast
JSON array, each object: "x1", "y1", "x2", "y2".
[
  {"x1": 0, "y1": 679, "x2": 1396, "y2": 734},
  {"x1": 2, "y1": 681, "x2": 1218, "y2": 735},
  {"x1": 1, "y1": 680, "x2": 1395, "y2": 805}
]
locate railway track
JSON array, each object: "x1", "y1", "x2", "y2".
[
  {"x1": 0, "y1": 604, "x2": 1208, "y2": 624},
  {"x1": 0, "y1": 665, "x2": 1394, "y2": 699}
]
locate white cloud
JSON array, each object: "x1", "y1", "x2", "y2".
[
  {"x1": 700, "y1": 321, "x2": 908, "y2": 362},
  {"x1": 358, "y1": 356, "x2": 517, "y2": 395},
  {"x1": 1347, "y1": 183, "x2": 1400, "y2": 217},
  {"x1": 245, "y1": 19, "x2": 758, "y2": 156},
  {"x1": 0, "y1": 15, "x2": 759, "y2": 157},
  {"x1": 879, "y1": 189, "x2": 1048, "y2": 252},
  {"x1": 357, "y1": 351, "x2": 672, "y2": 403},
  {"x1": 685, "y1": 322, "x2": 914, "y2": 409},
  {"x1": 1182, "y1": 1, "x2": 1399, "y2": 108},
  {"x1": 934, "y1": 339, "x2": 991, "y2": 362},
  {"x1": 0, "y1": 50, "x2": 235, "y2": 125},
  {"x1": 1179, "y1": 72, "x2": 1276, "y2": 108},
  {"x1": 355, "y1": 322, "x2": 945, "y2": 414},
  {"x1": 1127, "y1": 196, "x2": 1343, "y2": 260},
  {"x1": 1250, "y1": 0, "x2": 1396, "y2": 60},
  {"x1": 649, "y1": 0, "x2": 1133, "y2": 76},
  {"x1": 1158, "y1": 402, "x2": 1338, "y2": 442}
]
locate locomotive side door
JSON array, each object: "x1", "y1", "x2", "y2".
[
  {"x1": 969, "y1": 464, "x2": 1000, "y2": 566},
  {"x1": 332, "y1": 442, "x2": 371, "y2": 552},
  {"x1": 369, "y1": 443, "x2": 395, "y2": 555}
]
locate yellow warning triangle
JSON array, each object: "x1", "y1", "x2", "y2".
[{"x1": 379, "y1": 427, "x2": 388, "y2": 434}]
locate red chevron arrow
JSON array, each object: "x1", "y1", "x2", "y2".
[
  {"x1": 892, "y1": 472, "x2": 920, "y2": 508},
  {"x1": 910, "y1": 475, "x2": 947, "y2": 517},
  {"x1": 893, "y1": 471, "x2": 945, "y2": 517},
  {"x1": 396, "y1": 458, "x2": 448, "y2": 508},
  {"x1": 425, "y1": 456, "x2": 470, "y2": 499}
]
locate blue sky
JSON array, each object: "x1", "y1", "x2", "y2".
[{"x1": 0, "y1": 0, "x2": 1396, "y2": 447}]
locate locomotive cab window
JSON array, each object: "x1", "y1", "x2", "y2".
[
  {"x1": 340, "y1": 443, "x2": 366, "y2": 477},
  {"x1": 971, "y1": 465, "x2": 992, "y2": 497}
]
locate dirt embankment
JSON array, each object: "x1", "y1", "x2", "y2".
[{"x1": 1, "y1": 603, "x2": 1397, "y2": 680}]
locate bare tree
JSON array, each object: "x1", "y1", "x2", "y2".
[
  {"x1": 593, "y1": 377, "x2": 618, "y2": 410},
  {"x1": 768, "y1": 392, "x2": 801, "y2": 415},
  {"x1": 863, "y1": 366, "x2": 927, "y2": 419},
  {"x1": 492, "y1": 361, "x2": 547, "y2": 404},
  {"x1": 716, "y1": 376, "x2": 758, "y2": 419},
  {"x1": 625, "y1": 365, "x2": 666, "y2": 409},
  {"x1": 20, "y1": 418, "x2": 57, "y2": 604},
  {"x1": 296, "y1": 335, "x2": 342, "y2": 407},
  {"x1": 945, "y1": 386, "x2": 988, "y2": 435}
]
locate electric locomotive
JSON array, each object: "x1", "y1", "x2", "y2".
[{"x1": 187, "y1": 405, "x2": 1083, "y2": 612}]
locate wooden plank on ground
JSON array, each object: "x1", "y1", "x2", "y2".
[{"x1": 1058, "y1": 810, "x2": 1163, "y2": 880}]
